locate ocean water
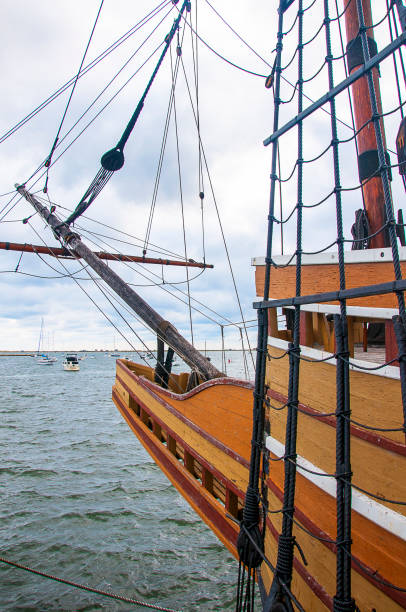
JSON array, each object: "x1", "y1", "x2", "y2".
[{"x1": 0, "y1": 351, "x2": 254, "y2": 611}]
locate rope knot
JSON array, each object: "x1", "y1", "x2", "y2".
[
  {"x1": 237, "y1": 486, "x2": 263, "y2": 569},
  {"x1": 332, "y1": 596, "x2": 356, "y2": 612},
  {"x1": 275, "y1": 534, "x2": 295, "y2": 578}
]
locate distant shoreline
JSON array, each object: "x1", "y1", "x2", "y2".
[{"x1": 0, "y1": 348, "x2": 252, "y2": 355}]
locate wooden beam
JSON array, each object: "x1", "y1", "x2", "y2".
[
  {"x1": 0, "y1": 241, "x2": 212, "y2": 269},
  {"x1": 16, "y1": 185, "x2": 222, "y2": 381}
]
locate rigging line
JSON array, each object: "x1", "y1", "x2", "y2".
[
  {"x1": 170, "y1": 44, "x2": 195, "y2": 346},
  {"x1": 0, "y1": 190, "x2": 43, "y2": 223},
  {"x1": 62, "y1": 0, "x2": 191, "y2": 227},
  {"x1": 42, "y1": 4, "x2": 175, "y2": 190},
  {"x1": 239, "y1": 523, "x2": 306, "y2": 612},
  {"x1": 0, "y1": 194, "x2": 20, "y2": 221},
  {"x1": 43, "y1": 0, "x2": 105, "y2": 185},
  {"x1": 69, "y1": 223, "x2": 186, "y2": 262},
  {"x1": 143, "y1": 29, "x2": 184, "y2": 253},
  {"x1": 203, "y1": 0, "x2": 273, "y2": 69},
  {"x1": 190, "y1": 0, "x2": 364, "y2": 144},
  {"x1": 387, "y1": 0, "x2": 406, "y2": 118},
  {"x1": 73, "y1": 219, "x2": 230, "y2": 322},
  {"x1": 0, "y1": 0, "x2": 172, "y2": 145},
  {"x1": 342, "y1": 548, "x2": 406, "y2": 594},
  {"x1": 75, "y1": 228, "x2": 223, "y2": 331},
  {"x1": 77, "y1": 224, "x2": 207, "y2": 288},
  {"x1": 45, "y1": 242, "x2": 155, "y2": 369},
  {"x1": 46, "y1": 202, "x2": 188, "y2": 261},
  {"x1": 184, "y1": 5, "x2": 206, "y2": 264},
  {"x1": 239, "y1": 327, "x2": 250, "y2": 380},
  {"x1": 0, "y1": 556, "x2": 182, "y2": 611},
  {"x1": 79, "y1": 274, "x2": 164, "y2": 371},
  {"x1": 178, "y1": 57, "x2": 255, "y2": 369},
  {"x1": 27, "y1": 223, "x2": 94, "y2": 280},
  {"x1": 80, "y1": 228, "x2": 249, "y2": 331},
  {"x1": 0, "y1": 269, "x2": 96, "y2": 280},
  {"x1": 67, "y1": 209, "x2": 255, "y2": 337},
  {"x1": 75, "y1": 265, "x2": 188, "y2": 393},
  {"x1": 177, "y1": 12, "x2": 267, "y2": 78},
  {"x1": 189, "y1": 5, "x2": 206, "y2": 264},
  {"x1": 88, "y1": 278, "x2": 187, "y2": 393},
  {"x1": 23, "y1": 42, "x2": 165, "y2": 189}
]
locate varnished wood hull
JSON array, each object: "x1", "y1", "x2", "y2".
[{"x1": 113, "y1": 355, "x2": 406, "y2": 610}]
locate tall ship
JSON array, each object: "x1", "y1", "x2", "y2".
[
  {"x1": 2, "y1": 0, "x2": 405, "y2": 610},
  {"x1": 111, "y1": 1, "x2": 406, "y2": 610}
]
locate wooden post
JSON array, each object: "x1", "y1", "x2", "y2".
[{"x1": 16, "y1": 185, "x2": 223, "y2": 381}]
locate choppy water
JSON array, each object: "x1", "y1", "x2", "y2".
[{"x1": 0, "y1": 351, "x2": 253, "y2": 611}]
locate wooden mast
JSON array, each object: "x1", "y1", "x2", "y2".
[
  {"x1": 344, "y1": 0, "x2": 390, "y2": 248},
  {"x1": 16, "y1": 185, "x2": 223, "y2": 381}
]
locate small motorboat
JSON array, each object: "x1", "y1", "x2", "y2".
[{"x1": 63, "y1": 354, "x2": 80, "y2": 371}]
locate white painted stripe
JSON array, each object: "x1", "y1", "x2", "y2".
[
  {"x1": 252, "y1": 246, "x2": 406, "y2": 267},
  {"x1": 268, "y1": 336, "x2": 400, "y2": 380},
  {"x1": 269, "y1": 300, "x2": 398, "y2": 321},
  {"x1": 266, "y1": 436, "x2": 406, "y2": 542}
]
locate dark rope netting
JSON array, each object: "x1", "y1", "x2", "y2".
[{"x1": 238, "y1": 0, "x2": 406, "y2": 610}]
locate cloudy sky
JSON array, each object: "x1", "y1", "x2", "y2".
[
  {"x1": 0, "y1": 0, "x2": 279, "y2": 352},
  {"x1": 0, "y1": 1, "x2": 402, "y2": 353}
]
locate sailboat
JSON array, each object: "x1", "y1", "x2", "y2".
[
  {"x1": 36, "y1": 318, "x2": 57, "y2": 365},
  {"x1": 2, "y1": 1, "x2": 405, "y2": 610}
]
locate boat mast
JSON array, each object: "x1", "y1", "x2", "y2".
[
  {"x1": 16, "y1": 185, "x2": 222, "y2": 381},
  {"x1": 344, "y1": 0, "x2": 391, "y2": 249}
]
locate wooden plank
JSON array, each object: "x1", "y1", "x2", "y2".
[
  {"x1": 265, "y1": 349, "x2": 406, "y2": 515},
  {"x1": 265, "y1": 343, "x2": 404, "y2": 445},
  {"x1": 117, "y1": 367, "x2": 251, "y2": 491},
  {"x1": 264, "y1": 483, "x2": 406, "y2": 611},
  {"x1": 255, "y1": 261, "x2": 406, "y2": 308},
  {"x1": 299, "y1": 311, "x2": 314, "y2": 346}
]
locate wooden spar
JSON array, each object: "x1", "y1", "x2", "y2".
[
  {"x1": 16, "y1": 185, "x2": 222, "y2": 381},
  {"x1": 0, "y1": 241, "x2": 212, "y2": 269},
  {"x1": 344, "y1": 0, "x2": 390, "y2": 249}
]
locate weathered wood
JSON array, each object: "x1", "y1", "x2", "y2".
[
  {"x1": 16, "y1": 185, "x2": 222, "y2": 381},
  {"x1": 0, "y1": 240, "x2": 212, "y2": 268}
]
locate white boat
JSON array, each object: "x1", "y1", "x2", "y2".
[
  {"x1": 62, "y1": 354, "x2": 80, "y2": 371},
  {"x1": 37, "y1": 354, "x2": 57, "y2": 365}
]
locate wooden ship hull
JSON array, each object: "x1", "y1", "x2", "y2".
[
  {"x1": 113, "y1": 360, "x2": 252, "y2": 557},
  {"x1": 112, "y1": 269, "x2": 406, "y2": 612}
]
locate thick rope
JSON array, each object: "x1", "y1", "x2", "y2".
[{"x1": 0, "y1": 556, "x2": 182, "y2": 612}]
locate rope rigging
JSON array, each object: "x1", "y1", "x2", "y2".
[
  {"x1": 63, "y1": 0, "x2": 191, "y2": 228},
  {"x1": 237, "y1": 1, "x2": 406, "y2": 610},
  {"x1": 0, "y1": 1, "x2": 173, "y2": 147},
  {"x1": 42, "y1": 0, "x2": 105, "y2": 195},
  {"x1": 0, "y1": 556, "x2": 182, "y2": 612}
]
